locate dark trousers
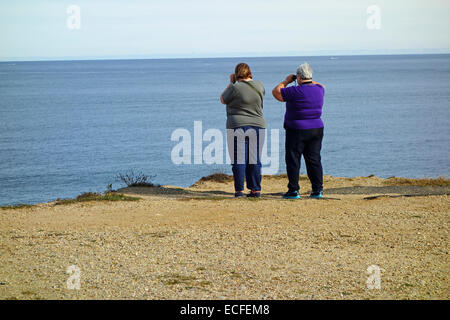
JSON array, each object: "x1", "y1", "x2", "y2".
[
  {"x1": 285, "y1": 127, "x2": 324, "y2": 193},
  {"x1": 229, "y1": 126, "x2": 264, "y2": 192}
]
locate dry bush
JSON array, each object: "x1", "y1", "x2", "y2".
[
  {"x1": 117, "y1": 170, "x2": 156, "y2": 187},
  {"x1": 198, "y1": 173, "x2": 233, "y2": 183}
]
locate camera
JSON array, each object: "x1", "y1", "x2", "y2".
[{"x1": 292, "y1": 75, "x2": 297, "y2": 81}]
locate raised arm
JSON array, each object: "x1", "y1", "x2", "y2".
[
  {"x1": 220, "y1": 74, "x2": 236, "y2": 105},
  {"x1": 272, "y1": 74, "x2": 295, "y2": 102},
  {"x1": 220, "y1": 85, "x2": 231, "y2": 104}
]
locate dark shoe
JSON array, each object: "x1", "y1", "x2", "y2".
[
  {"x1": 234, "y1": 191, "x2": 245, "y2": 198},
  {"x1": 247, "y1": 191, "x2": 261, "y2": 198},
  {"x1": 309, "y1": 191, "x2": 323, "y2": 199},
  {"x1": 283, "y1": 190, "x2": 300, "y2": 199}
]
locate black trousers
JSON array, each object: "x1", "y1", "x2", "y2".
[{"x1": 285, "y1": 127, "x2": 324, "y2": 192}]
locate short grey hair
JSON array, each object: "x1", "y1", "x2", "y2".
[{"x1": 296, "y1": 62, "x2": 313, "y2": 80}]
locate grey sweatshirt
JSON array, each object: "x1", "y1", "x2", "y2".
[{"x1": 221, "y1": 80, "x2": 266, "y2": 129}]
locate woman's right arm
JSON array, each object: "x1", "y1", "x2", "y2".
[
  {"x1": 272, "y1": 75, "x2": 295, "y2": 102},
  {"x1": 220, "y1": 74, "x2": 236, "y2": 105},
  {"x1": 220, "y1": 83, "x2": 233, "y2": 105}
]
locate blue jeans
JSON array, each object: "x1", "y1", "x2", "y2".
[{"x1": 227, "y1": 126, "x2": 265, "y2": 192}]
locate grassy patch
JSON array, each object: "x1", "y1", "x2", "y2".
[
  {"x1": 1, "y1": 204, "x2": 35, "y2": 210},
  {"x1": 160, "y1": 273, "x2": 197, "y2": 286},
  {"x1": 384, "y1": 177, "x2": 449, "y2": 186},
  {"x1": 55, "y1": 192, "x2": 141, "y2": 205},
  {"x1": 401, "y1": 283, "x2": 414, "y2": 288},
  {"x1": 229, "y1": 271, "x2": 242, "y2": 279}
]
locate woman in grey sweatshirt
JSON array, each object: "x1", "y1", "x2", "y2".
[{"x1": 220, "y1": 63, "x2": 266, "y2": 198}]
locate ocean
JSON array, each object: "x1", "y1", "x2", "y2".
[{"x1": 0, "y1": 54, "x2": 449, "y2": 206}]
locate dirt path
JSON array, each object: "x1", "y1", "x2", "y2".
[{"x1": 0, "y1": 176, "x2": 448, "y2": 300}]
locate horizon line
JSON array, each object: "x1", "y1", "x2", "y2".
[{"x1": 1, "y1": 50, "x2": 450, "y2": 63}]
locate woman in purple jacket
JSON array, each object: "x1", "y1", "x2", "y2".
[{"x1": 272, "y1": 62, "x2": 325, "y2": 199}]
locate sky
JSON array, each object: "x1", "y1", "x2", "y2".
[{"x1": 1, "y1": 0, "x2": 450, "y2": 61}]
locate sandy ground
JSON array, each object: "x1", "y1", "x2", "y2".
[{"x1": 0, "y1": 175, "x2": 448, "y2": 300}]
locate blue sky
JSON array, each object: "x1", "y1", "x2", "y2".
[{"x1": 1, "y1": 0, "x2": 450, "y2": 61}]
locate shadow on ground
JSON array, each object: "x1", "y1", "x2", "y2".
[
  {"x1": 325, "y1": 185, "x2": 450, "y2": 196},
  {"x1": 118, "y1": 186, "x2": 233, "y2": 199},
  {"x1": 118, "y1": 184, "x2": 450, "y2": 201}
]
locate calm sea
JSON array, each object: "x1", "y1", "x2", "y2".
[{"x1": 1, "y1": 55, "x2": 449, "y2": 206}]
